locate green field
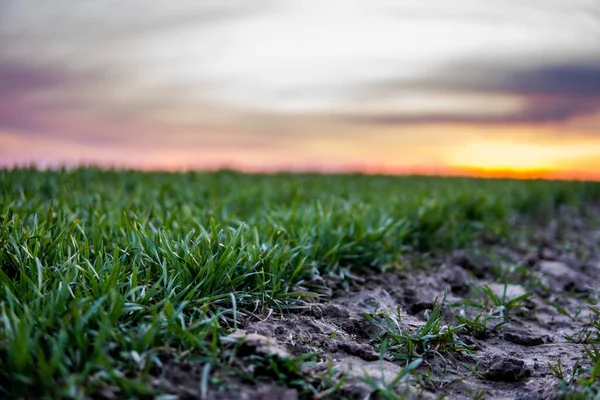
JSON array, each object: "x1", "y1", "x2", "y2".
[{"x1": 2, "y1": 169, "x2": 600, "y2": 399}]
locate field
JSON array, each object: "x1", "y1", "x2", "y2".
[{"x1": 1, "y1": 168, "x2": 600, "y2": 399}]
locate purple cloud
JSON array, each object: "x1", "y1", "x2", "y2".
[{"x1": 345, "y1": 63, "x2": 600, "y2": 126}]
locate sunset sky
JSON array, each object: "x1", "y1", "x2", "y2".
[{"x1": 1, "y1": 1, "x2": 600, "y2": 179}]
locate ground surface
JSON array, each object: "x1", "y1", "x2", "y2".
[
  {"x1": 159, "y1": 209, "x2": 600, "y2": 400},
  {"x1": 1, "y1": 170, "x2": 600, "y2": 399}
]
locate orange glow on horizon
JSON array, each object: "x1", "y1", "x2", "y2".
[
  {"x1": 3, "y1": 158, "x2": 598, "y2": 181},
  {"x1": 447, "y1": 167, "x2": 600, "y2": 181},
  {"x1": 2, "y1": 125, "x2": 600, "y2": 182},
  {"x1": 444, "y1": 135, "x2": 600, "y2": 181}
]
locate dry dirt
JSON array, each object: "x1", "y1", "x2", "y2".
[{"x1": 155, "y1": 211, "x2": 600, "y2": 399}]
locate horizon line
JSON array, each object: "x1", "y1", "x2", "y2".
[{"x1": 3, "y1": 161, "x2": 600, "y2": 182}]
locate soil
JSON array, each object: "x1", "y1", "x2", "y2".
[{"x1": 154, "y1": 208, "x2": 600, "y2": 399}]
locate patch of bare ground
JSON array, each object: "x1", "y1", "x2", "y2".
[{"x1": 156, "y1": 207, "x2": 600, "y2": 399}]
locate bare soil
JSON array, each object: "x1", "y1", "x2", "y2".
[{"x1": 155, "y1": 210, "x2": 600, "y2": 399}]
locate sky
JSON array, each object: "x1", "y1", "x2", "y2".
[{"x1": 1, "y1": 0, "x2": 600, "y2": 179}]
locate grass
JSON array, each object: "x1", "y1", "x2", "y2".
[
  {"x1": 1, "y1": 168, "x2": 600, "y2": 398},
  {"x1": 451, "y1": 283, "x2": 533, "y2": 338},
  {"x1": 549, "y1": 349, "x2": 600, "y2": 399},
  {"x1": 365, "y1": 291, "x2": 473, "y2": 362},
  {"x1": 454, "y1": 309, "x2": 505, "y2": 339},
  {"x1": 564, "y1": 306, "x2": 600, "y2": 344}
]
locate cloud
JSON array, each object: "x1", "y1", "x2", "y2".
[
  {"x1": 0, "y1": 61, "x2": 71, "y2": 95},
  {"x1": 441, "y1": 63, "x2": 600, "y2": 96},
  {"x1": 0, "y1": 61, "x2": 74, "y2": 131},
  {"x1": 1, "y1": 0, "x2": 600, "y2": 152},
  {"x1": 0, "y1": 56, "x2": 119, "y2": 135},
  {"x1": 341, "y1": 62, "x2": 600, "y2": 126}
]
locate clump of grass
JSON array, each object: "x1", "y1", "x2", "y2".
[
  {"x1": 564, "y1": 306, "x2": 600, "y2": 344},
  {"x1": 451, "y1": 284, "x2": 532, "y2": 339},
  {"x1": 454, "y1": 310, "x2": 506, "y2": 339},
  {"x1": 0, "y1": 213, "x2": 314, "y2": 397},
  {"x1": 549, "y1": 350, "x2": 600, "y2": 399},
  {"x1": 267, "y1": 199, "x2": 405, "y2": 276},
  {"x1": 365, "y1": 291, "x2": 473, "y2": 362},
  {"x1": 402, "y1": 192, "x2": 508, "y2": 251},
  {"x1": 549, "y1": 308, "x2": 600, "y2": 398}
]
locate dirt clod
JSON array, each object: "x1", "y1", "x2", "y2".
[
  {"x1": 339, "y1": 318, "x2": 375, "y2": 339},
  {"x1": 538, "y1": 261, "x2": 588, "y2": 292},
  {"x1": 503, "y1": 332, "x2": 547, "y2": 346},
  {"x1": 487, "y1": 283, "x2": 528, "y2": 300},
  {"x1": 479, "y1": 356, "x2": 531, "y2": 382},
  {"x1": 213, "y1": 385, "x2": 299, "y2": 400},
  {"x1": 224, "y1": 331, "x2": 290, "y2": 359},
  {"x1": 322, "y1": 304, "x2": 350, "y2": 318},
  {"x1": 442, "y1": 265, "x2": 471, "y2": 294},
  {"x1": 337, "y1": 341, "x2": 380, "y2": 361},
  {"x1": 453, "y1": 252, "x2": 489, "y2": 278},
  {"x1": 274, "y1": 325, "x2": 286, "y2": 336}
]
